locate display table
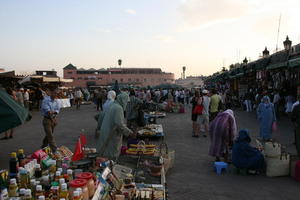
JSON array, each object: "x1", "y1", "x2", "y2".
[{"x1": 56, "y1": 98, "x2": 71, "y2": 108}]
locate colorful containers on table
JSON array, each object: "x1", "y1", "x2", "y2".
[{"x1": 76, "y1": 172, "x2": 96, "y2": 198}]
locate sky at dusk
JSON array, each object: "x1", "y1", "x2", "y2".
[{"x1": 1, "y1": 0, "x2": 300, "y2": 78}]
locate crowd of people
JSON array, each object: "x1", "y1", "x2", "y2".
[{"x1": 2, "y1": 83, "x2": 300, "y2": 175}]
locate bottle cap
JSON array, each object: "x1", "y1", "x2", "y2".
[
  {"x1": 73, "y1": 191, "x2": 80, "y2": 197},
  {"x1": 30, "y1": 179, "x2": 36, "y2": 185},
  {"x1": 67, "y1": 169, "x2": 73, "y2": 175},
  {"x1": 57, "y1": 168, "x2": 63, "y2": 172},
  {"x1": 59, "y1": 178, "x2": 65, "y2": 185},
  {"x1": 19, "y1": 188, "x2": 26, "y2": 195},
  {"x1": 76, "y1": 187, "x2": 82, "y2": 195},
  {"x1": 36, "y1": 185, "x2": 42, "y2": 191},
  {"x1": 10, "y1": 178, "x2": 16, "y2": 185},
  {"x1": 56, "y1": 171, "x2": 61, "y2": 176},
  {"x1": 38, "y1": 196, "x2": 45, "y2": 200},
  {"x1": 25, "y1": 189, "x2": 32, "y2": 196},
  {"x1": 35, "y1": 164, "x2": 41, "y2": 169},
  {"x1": 18, "y1": 149, "x2": 24, "y2": 154},
  {"x1": 10, "y1": 152, "x2": 17, "y2": 158},
  {"x1": 61, "y1": 183, "x2": 67, "y2": 190}
]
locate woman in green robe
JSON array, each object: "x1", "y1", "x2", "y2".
[{"x1": 96, "y1": 92, "x2": 133, "y2": 159}]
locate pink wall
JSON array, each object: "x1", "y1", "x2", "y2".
[{"x1": 63, "y1": 69, "x2": 175, "y2": 88}]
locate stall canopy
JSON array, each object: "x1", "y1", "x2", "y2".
[
  {"x1": 289, "y1": 58, "x2": 300, "y2": 68},
  {"x1": 0, "y1": 89, "x2": 31, "y2": 133}
]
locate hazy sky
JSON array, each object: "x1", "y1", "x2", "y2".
[{"x1": 1, "y1": 0, "x2": 300, "y2": 78}]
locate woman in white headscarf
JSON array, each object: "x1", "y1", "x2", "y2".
[{"x1": 102, "y1": 90, "x2": 116, "y2": 112}]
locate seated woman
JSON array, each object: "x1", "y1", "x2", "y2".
[{"x1": 232, "y1": 129, "x2": 265, "y2": 172}]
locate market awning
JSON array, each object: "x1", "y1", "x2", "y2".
[
  {"x1": 0, "y1": 89, "x2": 31, "y2": 133},
  {"x1": 266, "y1": 62, "x2": 287, "y2": 70},
  {"x1": 289, "y1": 58, "x2": 300, "y2": 68}
]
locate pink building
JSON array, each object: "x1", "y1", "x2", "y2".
[{"x1": 63, "y1": 64, "x2": 175, "y2": 88}]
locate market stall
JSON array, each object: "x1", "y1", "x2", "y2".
[{"x1": 0, "y1": 134, "x2": 170, "y2": 200}]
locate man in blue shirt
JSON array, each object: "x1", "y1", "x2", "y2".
[{"x1": 41, "y1": 89, "x2": 60, "y2": 153}]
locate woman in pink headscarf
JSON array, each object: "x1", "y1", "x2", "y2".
[{"x1": 209, "y1": 109, "x2": 238, "y2": 161}]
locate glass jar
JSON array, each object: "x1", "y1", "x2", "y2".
[
  {"x1": 69, "y1": 179, "x2": 88, "y2": 200},
  {"x1": 76, "y1": 172, "x2": 95, "y2": 198}
]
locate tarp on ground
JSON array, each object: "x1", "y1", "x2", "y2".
[{"x1": 0, "y1": 89, "x2": 30, "y2": 133}]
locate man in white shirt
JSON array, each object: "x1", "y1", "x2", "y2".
[
  {"x1": 273, "y1": 90, "x2": 281, "y2": 118},
  {"x1": 74, "y1": 88, "x2": 83, "y2": 109},
  {"x1": 23, "y1": 89, "x2": 30, "y2": 109},
  {"x1": 196, "y1": 89, "x2": 211, "y2": 137}
]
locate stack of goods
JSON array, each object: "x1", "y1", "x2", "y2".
[
  {"x1": 0, "y1": 147, "x2": 97, "y2": 200},
  {"x1": 264, "y1": 142, "x2": 290, "y2": 177},
  {"x1": 138, "y1": 125, "x2": 164, "y2": 138},
  {"x1": 126, "y1": 143, "x2": 156, "y2": 156}
]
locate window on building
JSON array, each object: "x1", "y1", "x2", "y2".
[
  {"x1": 120, "y1": 78, "x2": 123, "y2": 82},
  {"x1": 78, "y1": 77, "x2": 82, "y2": 80},
  {"x1": 67, "y1": 72, "x2": 72, "y2": 74},
  {"x1": 70, "y1": 77, "x2": 74, "y2": 79},
  {"x1": 98, "y1": 77, "x2": 102, "y2": 80},
  {"x1": 136, "y1": 78, "x2": 139, "y2": 82},
  {"x1": 164, "y1": 79, "x2": 167, "y2": 82},
  {"x1": 84, "y1": 77, "x2": 88, "y2": 80},
  {"x1": 128, "y1": 78, "x2": 132, "y2": 82},
  {"x1": 144, "y1": 78, "x2": 147, "y2": 82}
]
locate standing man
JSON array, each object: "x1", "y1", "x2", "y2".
[
  {"x1": 197, "y1": 89, "x2": 211, "y2": 137},
  {"x1": 75, "y1": 88, "x2": 83, "y2": 109},
  {"x1": 41, "y1": 89, "x2": 61, "y2": 153},
  {"x1": 273, "y1": 90, "x2": 281, "y2": 119},
  {"x1": 23, "y1": 89, "x2": 30, "y2": 109},
  {"x1": 210, "y1": 89, "x2": 222, "y2": 121},
  {"x1": 16, "y1": 88, "x2": 24, "y2": 107}
]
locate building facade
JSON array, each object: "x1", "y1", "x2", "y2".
[
  {"x1": 63, "y1": 64, "x2": 175, "y2": 88},
  {"x1": 175, "y1": 76, "x2": 205, "y2": 88}
]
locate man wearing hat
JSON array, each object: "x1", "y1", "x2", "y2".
[
  {"x1": 41, "y1": 89, "x2": 61, "y2": 153},
  {"x1": 197, "y1": 89, "x2": 211, "y2": 137}
]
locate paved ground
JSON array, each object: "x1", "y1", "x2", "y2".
[{"x1": 1, "y1": 104, "x2": 300, "y2": 200}]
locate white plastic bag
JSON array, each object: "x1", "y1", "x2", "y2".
[
  {"x1": 266, "y1": 153, "x2": 290, "y2": 177},
  {"x1": 264, "y1": 142, "x2": 281, "y2": 158}
]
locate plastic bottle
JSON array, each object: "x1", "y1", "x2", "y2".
[
  {"x1": 0, "y1": 188, "x2": 9, "y2": 200},
  {"x1": 67, "y1": 170, "x2": 73, "y2": 182},
  {"x1": 17, "y1": 149, "x2": 26, "y2": 167},
  {"x1": 9, "y1": 152, "x2": 19, "y2": 174},
  {"x1": 76, "y1": 188, "x2": 82, "y2": 200},
  {"x1": 30, "y1": 179, "x2": 37, "y2": 196},
  {"x1": 19, "y1": 168, "x2": 30, "y2": 188},
  {"x1": 35, "y1": 164, "x2": 42, "y2": 179},
  {"x1": 24, "y1": 189, "x2": 32, "y2": 200},
  {"x1": 72, "y1": 191, "x2": 81, "y2": 200},
  {"x1": 35, "y1": 185, "x2": 44, "y2": 200},
  {"x1": 38, "y1": 196, "x2": 45, "y2": 200},
  {"x1": 59, "y1": 178, "x2": 65, "y2": 187},
  {"x1": 59, "y1": 183, "x2": 69, "y2": 200},
  {"x1": 8, "y1": 178, "x2": 19, "y2": 197},
  {"x1": 55, "y1": 171, "x2": 62, "y2": 182},
  {"x1": 19, "y1": 188, "x2": 26, "y2": 200}
]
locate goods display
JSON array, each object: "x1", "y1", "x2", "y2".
[
  {"x1": 138, "y1": 124, "x2": 164, "y2": 138},
  {"x1": 0, "y1": 126, "x2": 168, "y2": 200}
]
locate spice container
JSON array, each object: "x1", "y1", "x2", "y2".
[
  {"x1": 76, "y1": 172, "x2": 95, "y2": 198},
  {"x1": 69, "y1": 179, "x2": 88, "y2": 200}
]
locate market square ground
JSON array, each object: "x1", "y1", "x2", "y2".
[{"x1": 0, "y1": 104, "x2": 300, "y2": 200}]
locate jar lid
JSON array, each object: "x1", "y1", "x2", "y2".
[
  {"x1": 73, "y1": 191, "x2": 80, "y2": 197},
  {"x1": 69, "y1": 179, "x2": 87, "y2": 187},
  {"x1": 76, "y1": 172, "x2": 93, "y2": 180},
  {"x1": 19, "y1": 188, "x2": 26, "y2": 194},
  {"x1": 18, "y1": 149, "x2": 24, "y2": 154},
  {"x1": 10, "y1": 178, "x2": 16, "y2": 184},
  {"x1": 59, "y1": 178, "x2": 65, "y2": 185},
  {"x1": 25, "y1": 189, "x2": 31, "y2": 195},
  {"x1": 36, "y1": 185, "x2": 42, "y2": 191},
  {"x1": 61, "y1": 183, "x2": 67, "y2": 190},
  {"x1": 67, "y1": 169, "x2": 73, "y2": 175},
  {"x1": 56, "y1": 171, "x2": 61, "y2": 176},
  {"x1": 38, "y1": 196, "x2": 45, "y2": 200}
]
